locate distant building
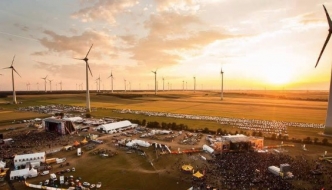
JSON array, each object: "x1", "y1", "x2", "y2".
[
  {"x1": 42, "y1": 117, "x2": 76, "y2": 135},
  {"x1": 209, "y1": 134, "x2": 264, "y2": 152}
]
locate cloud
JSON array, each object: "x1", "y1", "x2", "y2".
[
  {"x1": 14, "y1": 23, "x2": 29, "y2": 31},
  {"x1": 154, "y1": 0, "x2": 201, "y2": 13},
  {"x1": 72, "y1": 0, "x2": 138, "y2": 24},
  {"x1": 127, "y1": 11, "x2": 238, "y2": 68},
  {"x1": 34, "y1": 30, "x2": 117, "y2": 59}
]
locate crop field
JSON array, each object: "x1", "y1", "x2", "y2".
[{"x1": 0, "y1": 90, "x2": 331, "y2": 140}]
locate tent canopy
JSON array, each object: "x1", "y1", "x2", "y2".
[
  {"x1": 182, "y1": 165, "x2": 193, "y2": 172},
  {"x1": 193, "y1": 171, "x2": 204, "y2": 178}
]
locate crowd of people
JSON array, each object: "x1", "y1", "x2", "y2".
[
  {"x1": 199, "y1": 152, "x2": 332, "y2": 190},
  {"x1": 0, "y1": 130, "x2": 70, "y2": 159}
]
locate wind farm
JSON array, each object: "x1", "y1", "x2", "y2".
[{"x1": 1, "y1": 1, "x2": 332, "y2": 190}]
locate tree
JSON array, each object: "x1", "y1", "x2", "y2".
[
  {"x1": 142, "y1": 119, "x2": 146, "y2": 126},
  {"x1": 322, "y1": 138, "x2": 329, "y2": 145},
  {"x1": 314, "y1": 138, "x2": 319, "y2": 144}
]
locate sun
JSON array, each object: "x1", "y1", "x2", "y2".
[{"x1": 263, "y1": 64, "x2": 294, "y2": 85}]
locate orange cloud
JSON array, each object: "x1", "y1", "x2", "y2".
[
  {"x1": 72, "y1": 0, "x2": 138, "y2": 24},
  {"x1": 33, "y1": 30, "x2": 117, "y2": 59}
]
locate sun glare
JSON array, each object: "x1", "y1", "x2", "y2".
[{"x1": 263, "y1": 64, "x2": 294, "y2": 86}]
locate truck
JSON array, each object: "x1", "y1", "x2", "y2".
[
  {"x1": 56, "y1": 158, "x2": 66, "y2": 164},
  {"x1": 77, "y1": 148, "x2": 82, "y2": 156},
  {"x1": 60, "y1": 175, "x2": 64, "y2": 184},
  {"x1": 45, "y1": 158, "x2": 57, "y2": 164}
]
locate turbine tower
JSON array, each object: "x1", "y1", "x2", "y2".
[
  {"x1": 3, "y1": 55, "x2": 21, "y2": 104},
  {"x1": 221, "y1": 68, "x2": 224, "y2": 100},
  {"x1": 48, "y1": 79, "x2": 53, "y2": 92},
  {"x1": 96, "y1": 75, "x2": 101, "y2": 92},
  {"x1": 108, "y1": 71, "x2": 114, "y2": 93},
  {"x1": 182, "y1": 80, "x2": 184, "y2": 91},
  {"x1": 74, "y1": 44, "x2": 93, "y2": 112},
  {"x1": 162, "y1": 77, "x2": 165, "y2": 91},
  {"x1": 315, "y1": 5, "x2": 332, "y2": 135},
  {"x1": 193, "y1": 76, "x2": 196, "y2": 93},
  {"x1": 59, "y1": 81, "x2": 62, "y2": 91},
  {"x1": 152, "y1": 70, "x2": 157, "y2": 95},
  {"x1": 41, "y1": 75, "x2": 47, "y2": 92},
  {"x1": 124, "y1": 79, "x2": 127, "y2": 92},
  {"x1": 36, "y1": 82, "x2": 39, "y2": 91}
]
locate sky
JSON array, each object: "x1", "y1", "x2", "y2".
[{"x1": 1, "y1": 0, "x2": 332, "y2": 91}]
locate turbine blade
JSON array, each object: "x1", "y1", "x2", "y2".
[
  {"x1": 74, "y1": 58, "x2": 84, "y2": 60},
  {"x1": 3, "y1": 67, "x2": 11, "y2": 69},
  {"x1": 11, "y1": 55, "x2": 16, "y2": 66},
  {"x1": 323, "y1": 5, "x2": 332, "y2": 29},
  {"x1": 13, "y1": 67, "x2": 21, "y2": 77},
  {"x1": 315, "y1": 32, "x2": 332, "y2": 68},
  {"x1": 86, "y1": 44, "x2": 93, "y2": 58},
  {"x1": 87, "y1": 63, "x2": 93, "y2": 77}
]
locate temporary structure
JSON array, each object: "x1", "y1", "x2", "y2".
[
  {"x1": 14, "y1": 152, "x2": 45, "y2": 167},
  {"x1": 81, "y1": 138, "x2": 88, "y2": 144},
  {"x1": 181, "y1": 165, "x2": 193, "y2": 172},
  {"x1": 73, "y1": 141, "x2": 80, "y2": 147},
  {"x1": 97, "y1": 120, "x2": 137, "y2": 133},
  {"x1": 43, "y1": 117, "x2": 76, "y2": 135},
  {"x1": 193, "y1": 171, "x2": 204, "y2": 178}
]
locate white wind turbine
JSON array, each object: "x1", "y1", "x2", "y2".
[
  {"x1": 108, "y1": 71, "x2": 114, "y2": 93},
  {"x1": 182, "y1": 80, "x2": 184, "y2": 91},
  {"x1": 59, "y1": 81, "x2": 62, "y2": 91},
  {"x1": 36, "y1": 82, "x2": 39, "y2": 91},
  {"x1": 152, "y1": 70, "x2": 157, "y2": 95},
  {"x1": 162, "y1": 77, "x2": 165, "y2": 91},
  {"x1": 3, "y1": 55, "x2": 21, "y2": 104},
  {"x1": 315, "y1": 5, "x2": 332, "y2": 135},
  {"x1": 41, "y1": 75, "x2": 47, "y2": 92},
  {"x1": 48, "y1": 79, "x2": 53, "y2": 92},
  {"x1": 96, "y1": 75, "x2": 101, "y2": 93},
  {"x1": 74, "y1": 44, "x2": 93, "y2": 112},
  {"x1": 124, "y1": 79, "x2": 127, "y2": 92},
  {"x1": 193, "y1": 76, "x2": 196, "y2": 93},
  {"x1": 221, "y1": 67, "x2": 224, "y2": 100}
]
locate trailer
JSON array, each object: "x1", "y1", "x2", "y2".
[{"x1": 268, "y1": 166, "x2": 280, "y2": 176}]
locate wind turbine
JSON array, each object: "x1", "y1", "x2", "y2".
[
  {"x1": 74, "y1": 44, "x2": 93, "y2": 112},
  {"x1": 124, "y1": 79, "x2": 127, "y2": 92},
  {"x1": 41, "y1": 75, "x2": 48, "y2": 92},
  {"x1": 3, "y1": 55, "x2": 21, "y2": 104},
  {"x1": 161, "y1": 77, "x2": 165, "y2": 92},
  {"x1": 193, "y1": 76, "x2": 196, "y2": 93},
  {"x1": 59, "y1": 81, "x2": 62, "y2": 91},
  {"x1": 182, "y1": 80, "x2": 184, "y2": 91},
  {"x1": 48, "y1": 79, "x2": 53, "y2": 92},
  {"x1": 315, "y1": 5, "x2": 332, "y2": 135},
  {"x1": 108, "y1": 71, "x2": 114, "y2": 93},
  {"x1": 96, "y1": 75, "x2": 101, "y2": 93},
  {"x1": 36, "y1": 82, "x2": 39, "y2": 91},
  {"x1": 151, "y1": 70, "x2": 157, "y2": 95},
  {"x1": 221, "y1": 68, "x2": 224, "y2": 100}
]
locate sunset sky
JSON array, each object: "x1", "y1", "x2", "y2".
[{"x1": 1, "y1": 0, "x2": 332, "y2": 91}]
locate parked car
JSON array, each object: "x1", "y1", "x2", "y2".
[
  {"x1": 44, "y1": 179, "x2": 49, "y2": 185},
  {"x1": 96, "y1": 182, "x2": 102, "y2": 188},
  {"x1": 83, "y1": 182, "x2": 90, "y2": 186},
  {"x1": 72, "y1": 167, "x2": 75, "y2": 172},
  {"x1": 90, "y1": 184, "x2": 96, "y2": 188}
]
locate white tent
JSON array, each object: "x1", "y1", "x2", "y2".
[
  {"x1": 126, "y1": 140, "x2": 151, "y2": 147},
  {"x1": 14, "y1": 152, "x2": 45, "y2": 167},
  {"x1": 203, "y1": 144, "x2": 214, "y2": 154},
  {"x1": 28, "y1": 168, "x2": 38, "y2": 178},
  {"x1": 97, "y1": 120, "x2": 137, "y2": 133},
  {"x1": 10, "y1": 168, "x2": 29, "y2": 180},
  {"x1": 0, "y1": 161, "x2": 6, "y2": 168},
  {"x1": 64, "y1": 117, "x2": 83, "y2": 122}
]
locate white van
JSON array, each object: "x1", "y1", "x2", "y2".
[
  {"x1": 50, "y1": 173, "x2": 57, "y2": 180},
  {"x1": 40, "y1": 170, "x2": 49, "y2": 175}
]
